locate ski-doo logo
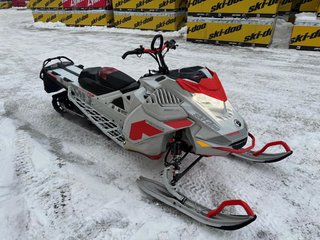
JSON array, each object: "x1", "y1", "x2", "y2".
[
  {"x1": 75, "y1": 14, "x2": 89, "y2": 25},
  {"x1": 46, "y1": 14, "x2": 57, "y2": 22},
  {"x1": 187, "y1": 23, "x2": 206, "y2": 34},
  {"x1": 193, "y1": 113, "x2": 220, "y2": 131},
  {"x1": 114, "y1": 0, "x2": 129, "y2": 8},
  {"x1": 32, "y1": 0, "x2": 42, "y2": 7},
  {"x1": 280, "y1": 0, "x2": 292, "y2": 4},
  {"x1": 134, "y1": 17, "x2": 153, "y2": 28},
  {"x1": 114, "y1": 16, "x2": 132, "y2": 26},
  {"x1": 211, "y1": 0, "x2": 244, "y2": 12},
  {"x1": 159, "y1": 0, "x2": 175, "y2": 8},
  {"x1": 136, "y1": 0, "x2": 152, "y2": 8},
  {"x1": 189, "y1": 0, "x2": 206, "y2": 6},
  {"x1": 61, "y1": 14, "x2": 73, "y2": 23},
  {"x1": 91, "y1": 14, "x2": 106, "y2": 25},
  {"x1": 34, "y1": 14, "x2": 44, "y2": 22},
  {"x1": 155, "y1": 17, "x2": 176, "y2": 30},
  {"x1": 45, "y1": 0, "x2": 56, "y2": 7},
  {"x1": 107, "y1": 18, "x2": 114, "y2": 25},
  {"x1": 291, "y1": 29, "x2": 320, "y2": 43},
  {"x1": 209, "y1": 24, "x2": 242, "y2": 39},
  {"x1": 248, "y1": 0, "x2": 279, "y2": 12},
  {"x1": 244, "y1": 28, "x2": 272, "y2": 42}
]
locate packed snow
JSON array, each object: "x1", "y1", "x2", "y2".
[
  {"x1": 295, "y1": 12, "x2": 320, "y2": 26},
  {"x1": 1, "y1": 9, "x2": 320, "y2": 240}
]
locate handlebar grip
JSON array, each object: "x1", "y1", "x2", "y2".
[{"x1": 122, "y1": 48, "x2": 144, "y2": 59}]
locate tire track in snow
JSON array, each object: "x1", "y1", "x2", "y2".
[
  {"x1": 14, "y1": 130, "x2": 76, "y2": 238},
  {"x1": 13, "y1": 128, "x2": 133, "y2": 239}
]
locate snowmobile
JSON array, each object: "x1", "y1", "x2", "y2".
[{"x1": 40, "y1": 34, "x2": 292, "y2": 230}]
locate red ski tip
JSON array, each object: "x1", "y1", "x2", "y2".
[{"x1": 207, "y1": 199, "x2": 255, "y2": 218}]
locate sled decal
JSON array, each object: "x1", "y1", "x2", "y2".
[
  {"x1": 164, "y1": 119, "x2": 193, "y2": 129},
  {"x1": 129, "y1": 120, "x2": 163, "y2": 140}
]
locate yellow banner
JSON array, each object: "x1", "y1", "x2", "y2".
[
  {"x1": 28, "y1": 0, "x2": 63, "y2": 9},
  {"x1": 32, "y1": 11, "x2": 64, "y2": 22},
  {"x1": 112, "y1": 0, "x2": 186, "y2": 11},
  {"x1": 0, "y1": 1, "x2": 12, "y2": 8},
  {"x1": 187, "y1": 18, "x2": 275, "y2": 46},
  {"x1": 187, "y1": 0, "x2": 280, "y2": 16},
  {"x1": 290, "y1": 25, "x2": 320, "y2": 49},
  {"x1": 114, "y1": 11, "x2": 186, "y2": 31},
  {"x1": 278, "y1": 0, "x2": 294, "y2": 12},
  {"x1": 299, "y1": 0, "x2": 319, "y2": 12},
  {"x1": 32, "y1": 10, "x2": 114, "y2": 27}
]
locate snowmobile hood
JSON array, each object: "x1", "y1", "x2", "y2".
[{"x1": 176, "y1": 68, "x2": 227, "y2": 102}]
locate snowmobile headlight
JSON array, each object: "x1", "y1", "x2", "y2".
[{"x1": 192, "y1": 93, "x2": 227, "y2": 115}]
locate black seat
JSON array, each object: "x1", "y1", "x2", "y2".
[
  {"x1": 78, "y1": 67, "x2": 140, "y2": 95},
  {"x1": 167, "y1": 66, "x2": 207, "y2": 83}
]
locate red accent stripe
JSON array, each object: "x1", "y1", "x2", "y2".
[
  {"x1": 226, "y1": 131, "x2": 240, "y2": 137},
  {"x1": 129, "y1": 120, "x2": 163, "y2": 141},
  {"x1": 207, "y1": 200, "x2": 255, "y2": 218},
  {"x1": 164, "y1": 119, "x2": 193, "y2": 129}
]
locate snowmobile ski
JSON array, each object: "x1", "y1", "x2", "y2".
[
  {"x1": 232, "y1": 151, "x2": 293, "y2": 163},
  {"x1": 137, "y1": 176, "x2": 256, "y2": 230}
]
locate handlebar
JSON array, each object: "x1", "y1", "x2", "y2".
[
  {"x1": 122, "y1": 35, "x2": 177, "y2": 60},
  {"x1": 151, "y1": 34, "x2": 164, "y2": 51},
  {"x1": 121, "y1": 34, "x2": 178, "y2": 74}
]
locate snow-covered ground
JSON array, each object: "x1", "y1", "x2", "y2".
[{"x1": 1, "y1": 9, "x2": 320, "y2": 240}]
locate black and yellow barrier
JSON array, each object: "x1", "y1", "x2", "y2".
[
  {"x1": 187, "y1": 17, "x2": 275, "y2": 47},
  {"x1": 112, "y1": 0, "x2": 186, "y2": 11},
  {"x1": 278, "y1": 0, "x2": 302, "y2": 14},
  {"x1": 32, "y1": 10, "x2": 114, "y2": 27},
  {"x1": 27, "y1": 0, "x2": 62, "y2": 9},
  {"x1": 290, "y1": 23, "x2": 320, "y2": 50},
  {"x1": 299, "y1": 0, "x2": 319, "y2": 12},
  {"x1": 187, "y1": 0, "x2": 280, "y2": 18},
  {"x1": 113, "y1": 11, "x2": 186, "y2": 31},
  {"x1": 0, "y1": 1, "x2": 12, "y2": 8}
]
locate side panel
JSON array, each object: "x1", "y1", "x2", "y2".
[{"x1": 123, "y1": 106, "x2": 193, "y2": 157}]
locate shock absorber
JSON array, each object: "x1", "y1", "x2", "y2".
[{"x1": 165, "y1": 130, "x2": 186, "y2": 169}]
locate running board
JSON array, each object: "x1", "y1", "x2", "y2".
[
  {"x1": 71, "y1": 96, "x2": 125, "y2": 147},
  {"x1": 137, "y1": 176, "x2": 256, "y2": 230}
]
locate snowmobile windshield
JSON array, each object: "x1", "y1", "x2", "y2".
[{"x1": 192, "y1": 93, "x2": 232, "y2": 118}]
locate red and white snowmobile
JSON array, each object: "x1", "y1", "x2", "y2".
[{"x1": 40, "y1": 35, "x2": 292, "y2": 230}]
